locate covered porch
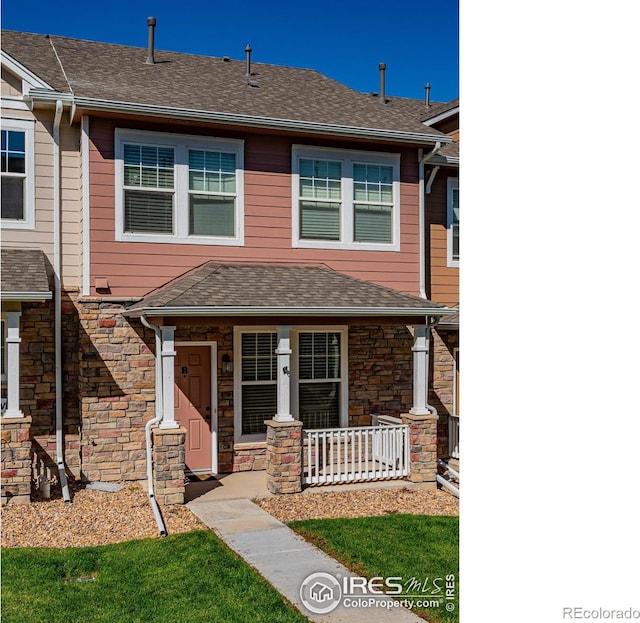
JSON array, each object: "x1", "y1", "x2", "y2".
[{"x1": 123, "y1": 262, "x2": 454, "y2": 502}]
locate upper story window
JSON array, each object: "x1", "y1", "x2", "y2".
[
  {"x1": 1, "y1": 118, "x2": 35, "y2": 230},
  {"x1": 292, "y1": 145, "x2": 400, "y2": 251},
  {"x1": 115, "y1": 129, "x2": 244, "y2": 245},
  {"x1": 447, "y1": 177, "x2": 459, "y2": 267}
]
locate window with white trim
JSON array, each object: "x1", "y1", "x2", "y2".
[
  {"x1": 115, "y1": 129, "x2": 244, "y2": 245},
  {"x1": 234, "y1": 327, "x2": 348, "y2": 441},
  {"x1": 292, "y1": 145, "x2": 400, "y2": 251},
  {"x1": 296, "y1": 331, "x2": 343, "y2": 429},
  {"x1": 447, "y1": 177, "x2": 459, "y2": 267},
  {"x1": 1, "y1": 118, "x2": 35, "y2": 229},
  {"x1": 239, "y1": 332, "x2": 278, "y2": 437}
]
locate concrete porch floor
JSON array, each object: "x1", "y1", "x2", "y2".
[{"x1": 184, "y1": 471, "x2": 436, "y2": 504}]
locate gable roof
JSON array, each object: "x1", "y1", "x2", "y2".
[
  {"x1": 125, "y1": 262, "x2": 452, "y2": 318},
  {"x1": 421, "y1": 98, "x2": 459, "y2": 125},
  {"x1": 1, "y1": 30, "x2": 451, "y2": 145},
  {"x1": 1, "y1": 248, "x2": 52, "y2": 300}
]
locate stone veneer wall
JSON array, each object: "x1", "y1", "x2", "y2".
[
  {"x1": 431, "y1": 328, "x2": 458, "y2": 459},
  {"x1": 77, "y1": 298, "x2": 156, "y2": 483},
  {"x1": 348, "y1": 324, "x2": 414, "y2": 427},
  {"x1": 1, "y1": 415, "x2": 33, "y2": 504}
]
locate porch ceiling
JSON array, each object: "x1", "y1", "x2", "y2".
[
  {"x1": 124, "y1": 262, "x2": 453, "y2": 319},
  {"x1": 0, "y1": 248, "x2": 52, "y2": 301}
]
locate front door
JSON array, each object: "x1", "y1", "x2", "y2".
[{"x1": 174, "y1": 345, "x2": 213, "y2": 472}]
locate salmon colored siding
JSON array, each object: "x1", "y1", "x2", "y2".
[
  {"x1": 425, "y1": 168, "x2": 459, "y2": 306},
  {"x1": 88, "y1": 117, "x2": 423, "y2": 298}
]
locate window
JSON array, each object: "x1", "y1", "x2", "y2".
[
  {"x1": 239, "y1": 332, "x2": 277, "y2": 437},
  {"x1": 292, "y1": 146, "x2": 400, "y2": 251},
  {"x1": 1, "y1": 118, "x2": 35, "y2": 229},
  {"x1": 115, "y1": 129, "x2": 244, "y2": 245},
  {"x1": 447, "y1": 177, "x2": 459, "y2": 267},
  {"x1": 297, "y1": 331, "x2": 343, "y2": 429},
  {"x1": 234, "y1": 327, "x2": 348, "y2": 441}
]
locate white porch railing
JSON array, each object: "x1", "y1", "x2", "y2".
[
  {"x1": 448, "y1": 414, "x2": 460, "y2": 459},
  {"x1": 304, "y1": 421, "x2": 409, "y2": 485}
]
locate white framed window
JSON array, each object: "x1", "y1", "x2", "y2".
[
  {"x1": 291, "y1": 328, "x2": 348, "y2": 430},
  {"x1": 1, "y1": 118, "x2": 35, "y2": 229},
  {"x1": 447, "y1": 177, "x2": 459, "y2": 267},
  {"x1": 115, "y1": 129, "x2": 244, "y2": 245},
  {"x1": 292, "y1": 145, "x2": 400, "y2": 251},
  {"x1": 234, "y1": 326, "x2": 348, "y2": 442}
]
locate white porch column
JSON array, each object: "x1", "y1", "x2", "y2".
[
  {"x1": 3, "y1": 311, "x2": 24, "y2": 418},
  {"x1": 274, "y1": 325, "x2": 294, "y2": 422},
  {"x1": 159, "y1": 325, "x2": 179, "y2": 429},
  {"x1": 410, "y1": 324, "x2": 431, "y2": 416}
]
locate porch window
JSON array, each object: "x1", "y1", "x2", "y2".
[
  {"x1": 297, "y1": 332, "x2": 342, "y2": 429},
  {"x1": 240, "y1": 332, "x2": 277, "y2": 435}
]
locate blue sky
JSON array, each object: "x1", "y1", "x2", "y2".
[{"x1": 1, "y1": 0, "x2": 459, "y2": 103}]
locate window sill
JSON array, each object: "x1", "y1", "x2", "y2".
[{"x1": 116, "y1": 232, "x2": 244, "y2": 246}]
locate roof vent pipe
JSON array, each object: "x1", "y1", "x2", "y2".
[
  {"x1": 379, "y1": 62, "x2": 386, "y2": 104},
  {"x1": 245, "y1": 44, "x2": 252, "y2": 76},
  {"x1": 146, "y1": 17, "x2": 157, "y2": 65},
  {"x1": 425, "y1": 83, "x2": 431, "y2": 109}
]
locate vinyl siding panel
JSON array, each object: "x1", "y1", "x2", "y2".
[{"x1": 88, "y1": 117, "x2": 423, "y2": 298}]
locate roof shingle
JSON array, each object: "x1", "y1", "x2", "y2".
[
  {"x1": 127, "y1": 262, "x2": 449, "y2": 316},
  {"x1": 1, "y1": 30, "x2": 450, "y2": 139},
  {"x1": 1, "y1": 248, "x2": 52, "y2": 296}
]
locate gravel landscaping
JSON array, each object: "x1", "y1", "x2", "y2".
[
  {"x1": 257, "y1": 486, "x2": 459, "y2": 522},
  {"x1": 1, "y1": 482, "x2": 204, "y2": 549},
  {"x1": 1, "y1": 480, "x2": 459, "y2": 549}
]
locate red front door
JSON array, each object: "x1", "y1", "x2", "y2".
[{"x1": 174, "y1": 346, "x2": 212, "y2": 472}]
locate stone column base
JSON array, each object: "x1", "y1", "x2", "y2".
[
  {"x1": 401, "y1": 412, "x2": 438, "y2": 486},
  {"x1": 152, "y1": 427, "x2": 186, "y2": 505},
  {"x1": 1, "y1": 415, "x2": 33, "y2": 505},
  {"x1": 265, "y1": 419, "x2": 303, "y2": 494}
]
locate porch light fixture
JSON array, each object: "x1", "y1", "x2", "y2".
[
  {"x1": 221, "y1": 352, "x2": 232, "y2": 374},
  {"x1": 283, "y1": 366, "x2": 291, "y2": 376}
]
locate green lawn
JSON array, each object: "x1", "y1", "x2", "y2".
[
  {"x1": 289, "y1": 514, "x2": 459, "y2": 623},
  {"x1": 1, "y1": 530, "x2": 307, "y2": 623}
]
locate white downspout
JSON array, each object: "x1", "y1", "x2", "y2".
[
  {"x1": 418, "y1": 142, "x2": 442, "y2": 299},
  {"x1": 140, "y1": 315, "x2": 168, "y2": 537},
  {"x1": 53, "y1": 100, "x2": 71, "y2": 503}
]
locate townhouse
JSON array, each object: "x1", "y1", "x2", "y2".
[{"x1": 1, "y1": 24, "x2": 459, "y2": 504}]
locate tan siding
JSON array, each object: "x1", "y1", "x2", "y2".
[
  {"x1": 1, "y1": 69, "x2": 22, "y2": 96},
  {"x1": 2, "y1": 107, "x2": 82, "y2": 289},
  {"x1": 88, "y1": 117, "x2": 423, "y2": 298},
  {"x1": 425, "y1": 169, "x2": 459, "y2": 306}
]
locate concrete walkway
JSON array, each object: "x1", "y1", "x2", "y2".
[{"x1": 187, "y1": 494, "x2": 424, "y2": 623}]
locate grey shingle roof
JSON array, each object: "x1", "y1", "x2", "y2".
[
  {"x1": 1, "y1": 248, "x2": 52, "y2": 297},
  {"x1": 126, "y1": 262, "x2": 450, "y2": 316},
  {"x1": 1, "y1": 30, "x2": 450, "y2": 139},
  {"x1": 421, "y1": 98, "x2": 459, "y2": 123}
]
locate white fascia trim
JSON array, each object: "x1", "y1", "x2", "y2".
[
  {"x1": 129, "y1": 306, "x2": 455, "y2": 317},
  {"x1": 1, "y1": 51, "x2": 54, "y2": 91},
  {"x1": 422, "y1": 106, "x2": 460, "y2": 127},
  {"x1": 1, "y1": 292, "x2": 53, "y2": 301},
  {"x1": 39, "y1": 94, "x2": 452, "y2": 145}
]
